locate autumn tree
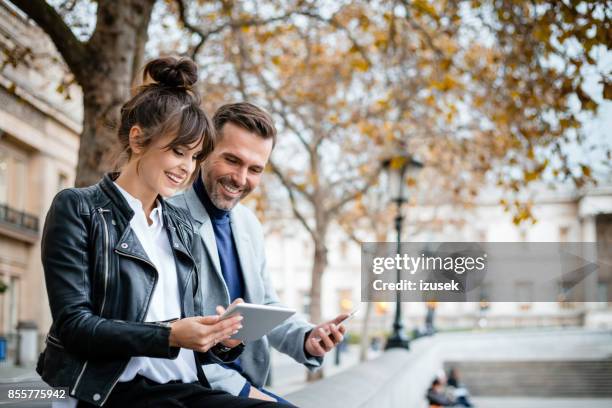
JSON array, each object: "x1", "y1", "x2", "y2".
[
  {"x1": 6, "y1": 0, "x2": 157, "y2": 186},
  {"x1": 5, "y1": 0, "x2": 317, "y2": 186},
  {"x1": 376, "y1": 0, "x2": 611, "y2": 222},
  {"x1": 178, "y1": 0, "x2": 611, "y2": 338},
  {"x1": 223, "y1": 21, "x2": 394, "y2": 324}
]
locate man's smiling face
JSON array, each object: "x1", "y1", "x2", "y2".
[{"x1": 201, "y1": 122, "x2": 273, "y2": 210}]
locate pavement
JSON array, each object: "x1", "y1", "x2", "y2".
[
  {"x1": 0, "y1": 364, "x2": 39, "y2": 384},
  {"x1": 2, "y1": 329, "x2": 612, "y2": 407},
  {"x1": 267, "y1": 344, "x2": 375, "y2": 396}
]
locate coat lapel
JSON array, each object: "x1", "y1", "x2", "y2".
[{"x1": 183, "y1": 187, "x2": 230, "y2": 304}]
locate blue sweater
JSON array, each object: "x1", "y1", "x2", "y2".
[
  {"x1": 193, "y1": 177, "x2": 251, "y2": 395},
  {"x1": 193, "y1": 176, "x2": 246, "y2": 302}
]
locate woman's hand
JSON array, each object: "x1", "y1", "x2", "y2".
[{"x1": 168, "y1": 315, "x2": 243, "y2": 352}]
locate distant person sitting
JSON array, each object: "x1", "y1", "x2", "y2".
[
  {"x1": 426, "y1": 378, "x2": 455, "y2": 407},
  {"x1": 447, "y1": 368, "x2": 474, "y2": 407}
]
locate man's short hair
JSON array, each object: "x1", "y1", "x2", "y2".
[{"x1": 213, "y1": 102, "x2": 277, "y2": 146}]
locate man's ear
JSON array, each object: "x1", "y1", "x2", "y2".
[{"x1": 128, "y1": 125, "x2": 144, "y2": 155}]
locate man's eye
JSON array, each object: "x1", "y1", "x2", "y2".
[{"x1": 226, "y1": 157, "x2": 238, "y2": 164}]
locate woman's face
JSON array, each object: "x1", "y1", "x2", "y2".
[{"x1": 135, "y1": 131, "x2": 204, "y2": 198}]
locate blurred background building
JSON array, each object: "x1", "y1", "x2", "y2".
[
  {"x1": 0, "y1": 0, "x2": 81, "y2": 362},
  {"x1": 266, "y1": 185, "x2": 612, "y2": 338}
]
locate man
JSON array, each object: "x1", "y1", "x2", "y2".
[{"x1": 169, "y1": 102, "x2": 347, "y2": 403}]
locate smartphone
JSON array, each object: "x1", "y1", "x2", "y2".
[
  {"x1": 338, "y1": 308, "x2": 359, "y2": 324},
  {"x1": 313, "y1": 308, "x2": 359, "y2": 346}
]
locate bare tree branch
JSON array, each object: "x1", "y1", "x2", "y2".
[
  {"x1": 298, "y1": 10, "x2": 373, "y2": 68},
  {"x1": 9, "y1": 0, "x2": 88, "y2": 83},
  {"x1": 269, "y1": 159, "x2": 316, "y2": 240},
  {"x1": 327, "y1": 165, "x2": 383, "y2": 215},
  {"x1": 398, "y1": 0, "x2": 445, "y2": 58},
  {"x1": 233, "y1": 36, "x2": 314, "y2": 153},
  {"x1": 175, "y1": 0, "x2": 209, "y2": 59},
  {"x1": 176, "y1": 0, "x2": 300, "y2": 60}
]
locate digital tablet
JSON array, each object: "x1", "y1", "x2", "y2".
[{"x1": 220, "y1": 303, "x2": 296, "y2": 342}]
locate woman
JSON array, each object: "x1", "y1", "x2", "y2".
[{"x1": 38, "y1": 56, "x2": 287, "y2": 407}]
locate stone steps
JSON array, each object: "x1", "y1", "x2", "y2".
[{"x1": 445, "y1": 360, "x2": 612, "y2": 397}]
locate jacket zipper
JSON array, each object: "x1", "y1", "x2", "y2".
[
  {"x1": 97, "y1": 208, "x2": 111, "y2": 316},
  {"x1": 72, "y1": 208, "x2": 111, "y2": 398},
  {"x1": 99, "y1": 250, "x2": 159, "y2": 407},
  {"x1": 71, "y1": 362, "x2": 88, "y2": 397}
]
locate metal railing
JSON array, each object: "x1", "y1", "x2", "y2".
[{"x1": 0, "y1": 203, "x2": 39, "y2": 235}]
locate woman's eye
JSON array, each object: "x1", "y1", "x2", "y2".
[
  {"x1": 173, "y1": 148, "x2": 184, "y2": 156},
  {"x1": 193, "y1": 153, "x2": 205, "y2": 161}
]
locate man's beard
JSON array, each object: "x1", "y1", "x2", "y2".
[{"x1": 204, "y1": 175, "x2": 250, "y2": 210}]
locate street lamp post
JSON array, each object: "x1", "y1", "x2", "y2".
[{"x1": 383, "y1": 154, "x2": 423, "y2": 350}]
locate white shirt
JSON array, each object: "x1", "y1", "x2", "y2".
[
  {"x1": 55, "y1": 185, "x2": 198, "y2": 408},
  {"x1": 115, "y1": 182, "x2": 198, "y2": 384}
]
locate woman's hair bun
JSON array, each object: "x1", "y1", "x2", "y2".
[{"x1": 143, "y1": 56, "x2": 198, "y2": 88}]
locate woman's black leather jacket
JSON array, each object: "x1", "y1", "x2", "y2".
[{"x1": 37, "y1": 173, "x2": 240, "y2": 406}]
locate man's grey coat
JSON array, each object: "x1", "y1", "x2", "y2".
[{"x1": 169, "y1": 187, "x2": 323, "y2": 395}]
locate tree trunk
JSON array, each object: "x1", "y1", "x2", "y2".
[
  {"x1": 75, "y1": 0, "x2": 155, "y2": 186},
  {"x1": 308, "y1": 239, "x2": 327, "y2": 324},
  {"x1": 10, "y1": 0, "x2": 156, "y2": 187},
  {"x1": 306, "y1": 229, "x2": 328, "y2": 382}
]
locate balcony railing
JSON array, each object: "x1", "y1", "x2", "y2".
[{"x1": 0, "y1": 203, "x2": 39, "y2": 235}]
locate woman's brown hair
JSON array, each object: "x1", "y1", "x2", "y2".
[{"x1": 116, "y1": 56, "x2": 215, "y2": 177}]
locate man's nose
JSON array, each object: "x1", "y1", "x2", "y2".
[{"x1": 232, "y1": 167, "x2": 248, "y2": 186}]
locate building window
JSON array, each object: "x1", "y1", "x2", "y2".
[
  {"x1": 559, "y1": 226, "x2": 569, "y2": 242},
  {"x1": 0, "y1": 141, "x2": 29, "y2": 211},
  {"x1": 0, "y1": 151, "x2": 7, "y2": 204},
  {"x1": 57, "y1": 173, "x2": 69, "y2": 192},
  {"x1": 337, "y1": 288, "x2": 353, "y2": 313},
  {"x1": 374, "y1": 302, "x2": 389, "y2": 316},
  {"x1": 13, "y1": 157, "x2": 26, "y2": 211}
]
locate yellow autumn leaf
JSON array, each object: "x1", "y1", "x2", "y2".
[
  {"x1": 581, "y1": 164, "x2": 591, "y2": 178},
  {"x1": 413, "y1": 0, "x2": 438, "y2": 19},
  {"x1": 390, "y1": 156, "x2": 407, "y2": 170},
  {"x1": 376, "y1": 98, "x2": 390, "y2": 110},
  {"x1": 350, "y1": 58, "x2": 370, "y2": 72}
]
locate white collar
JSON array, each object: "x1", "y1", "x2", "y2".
[{"x1": 113, "y1": 182, "x2": 163, "y2": 225}]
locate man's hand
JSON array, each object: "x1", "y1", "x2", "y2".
[
  {"x1": 248, "y1": 387, "x2": 276, "y2": 402},
  {"x1": 216, "y1": 298, "x2": 245, "y2": 348},
  {"x1": 304, "y1": 314, "x2": 348, "y2": 357}
]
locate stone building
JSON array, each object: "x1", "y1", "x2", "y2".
[
  {"x1": 0, "y1": 0, "x2": 81, "y2": 362},
  {"x1": 264, "y1": 183, "x2": 612, "y2": 333}
]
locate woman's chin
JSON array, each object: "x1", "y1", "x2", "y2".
[{"x1": 158, "y1": 184, "x2": 179, "y2": 198}]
